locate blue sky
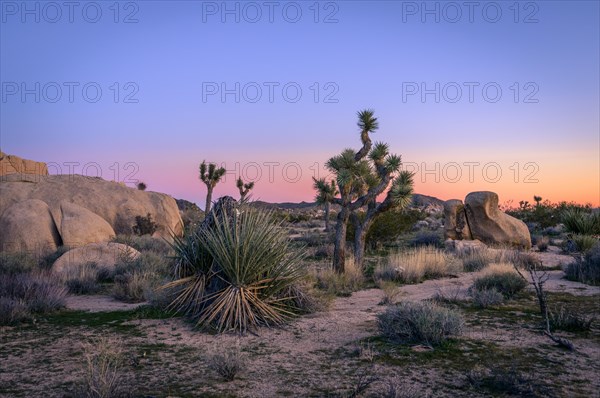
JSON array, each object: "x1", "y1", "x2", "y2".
[{"x1": 1, "y1": 1, "x2": 599, "y2": 207}]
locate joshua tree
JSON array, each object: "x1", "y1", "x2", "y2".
[
  {"x1": 320, "y1": 110, "x2": 414, "y2": 272},
  {"x1": 199, "y1": 161, "x2": 226, "y2": 213},
  {"x1": 236, "y1": 177, "x2": 255, "y2": 201},
  {"x1": 313, "y1": 178, "x2": 338, "y2": 232},
  {"x1": 534, "y1": 195, "x2": 543, "y2": 207}
]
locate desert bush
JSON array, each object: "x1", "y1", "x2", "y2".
[
  {"x1": 460, "y1": 249, "x2": 496, "y2": 272},
  {"x1": 548, "y1": 305, "x2": 595, "y2": 332},
  {"x1": 466, "y1": 365, "x2": 545, "y2": 396},
  {"x1": 132, "y1": 213, "x2": 158, "y2": 236},
  {"x1": 565, "y1": 243, "x2": 600, "y2": 285},
  {"x1": 562, "y1": 208, "x2": 600, "y2": 235},
  {"x1": 277, "y1": 282, "x2": 330, "y2": 313},
  {"x1": 505, "y1": 198, "x2": 591, "y2": 231},
  {"x1": 471, "y1": 288, "x2": 504, "y2": 308},
  {"x1": 0, "y1": 272, "x2": 66, "y2": 324},
  {"x1": 312, "y1": 245, "x2": 333, "y2": 260},
  {"x1": 377, "y1": 280, "x2": 400, "y2": 305},
  {"x1": 314, "y1": 254, "x2": 365, "y2": 296},
  {"x1": 165, "y1": 207, "x2": 305, "y2": 333},
  {"x1": 114, "y1": 252, "x2": 168, "y2": 278},
  {"x1": 378, "y1": 301, "x2": 463, "y2": 346},
  {"x1": 472, "y1": 263, "x2": 528, "y2": 299},
  {"x1": 64, "y1": 262, "x2": 106, "y2": 294},
  {"x1": 136, "y1": 181, "x2": 146, "y2": 191},
  {"x1": 409, "y1": 231, "x2": 443, "y2": 248},
  {"x1": 112, "y1": 272, "x2": 154, "y2": 303},
  {"x1": 0, "y1": 297, "x2": 29, "y2": 325},
  {"x1": 0, "y1": 251, "x2": 38, "y2": 275},
  {"x1": 532, "y1": 235, "x2": 550, "y2": 252},
  {"x1": 569, "y1": 234, "x2": 598, "y2": 253},
  {"x1": 347, "y1": 208, "x2": 426, "y2": 250},
  {"x1": 374, "y1": 261, "x2": 402, "y2": 282},
  {"x1": 388, "y1": 247, "x2": 462, "y2": 284},
  {"x1": 206, "y1": 345, "x2": 245, "y2": 381},
  {"x1": 79, "y1": 337, "x2": 127, "y2": 398},
  {"x1": 294, "y1": 232, "x2": 324, "y2": 247}
]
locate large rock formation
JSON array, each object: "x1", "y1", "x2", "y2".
[
  {"x1": 0, "y1": 151, "x2": 48, "y2": 177},
  {"x1": 444, "y1": 191, "x2": 531, "y2": 249},
  {"x1": 0, "y1": 199, "x2": 61, "y2": 254},
  {"x1": 0, "y1": 173, "x2": 184, "y2": 253},
  {"x1": 59, "y1": 201, "x2": 116, "y2": 247}
]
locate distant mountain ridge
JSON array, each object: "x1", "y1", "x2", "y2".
[{"x1": 249, "y1": 193, "x2": 444, "y2": 211}]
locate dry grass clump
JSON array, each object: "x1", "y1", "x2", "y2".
[
  {"x1": 206, "y1": 344, "x2": 246, "y2": 381},
  {"x1": 378, "y1": 300, "x2": 463, "y2": 346},
  {"x1": 77, "y1": 337, "x2": 128, "y2": 398},
  {"x1": 376, "y1": 280, "x2": 400, "y2": 305},
  {"x1": 313, "y1": 254, "x2": 365, "y2": 296},
  {"x1": 0, "y1": 272, "x2": 66, "y2": 325},
  {"x1": 472, "y1": 263, "x2": 528, "y2": 299},
  {"x1": 62, "y1": 262, "x2": 108, "y2": 294},
  {"x1": 565, "y1": 242, "x2": 600, "y2": 285},
  {"x1": 387, "y1": 246, "x2": 462, "y2": 284}
]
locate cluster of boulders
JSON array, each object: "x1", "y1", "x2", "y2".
[
  {"x1": 0, "y1": 153, "x2": 184, "y2": 275},
  {"x1": 444, "y1": 191, "x2": 531, "y2": 249}
]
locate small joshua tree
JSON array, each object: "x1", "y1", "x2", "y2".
[
  {"x1": 199, "y1": 161, "x2": 226, "y2": 213},
  {"x1": 312, "y1": 178, "x2": 337, "y2": 232},
  {"x1": 236, "y1": 177, "x2": 254, "y2": 202},
  {"x1": 316, "y1": 109, "x2": 414, "y2": 272},
  {"x1": 533, "y1": 195, "x2": 543, "y2": 207}
]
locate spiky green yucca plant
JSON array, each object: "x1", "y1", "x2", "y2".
[{"x1": 165, "y1": 207, "x2": 304, "y2": 333}]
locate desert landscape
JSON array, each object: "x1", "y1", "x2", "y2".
[{"x1": 2, "y1": 2, "x2": 599, "y2": 397}]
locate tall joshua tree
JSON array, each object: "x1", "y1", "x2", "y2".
[
  {"x1": 313, "y1": 178, "x2": 338, "y2": 232},
  {"x1": 237, "y1": 177, "x2": 255, "y2": 201},
  {"x1": 199, "y1": 161, "x2": 226, "y2": 213},
  {"x1": 317, "y1": 110, "x2": 414, "y2": 272}
]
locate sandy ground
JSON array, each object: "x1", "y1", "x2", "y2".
[{"x1": 2, "y1": 251, "x2": 599, "y2": 397}]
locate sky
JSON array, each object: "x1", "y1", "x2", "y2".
[{"x1": 1, "y1": 0, "x2": 599, "y2": 209}]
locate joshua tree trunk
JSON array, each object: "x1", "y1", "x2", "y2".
[
  {"x1": 324, "y1": 202, "x2": 331, "y2": 232},
  {"x1": 205, "y1": 187, "x2": 213, "y2": 213},
  {"x1": 333, "y1": 207, "x2": 350, "y2": 273}
]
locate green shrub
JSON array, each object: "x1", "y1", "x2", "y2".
[
  {"x1": 472, "y1": 264, "x2": 528, "y2": 299},
  {"x1": 132, "y1": 213, "x2": 158, "y2": 236},
  {"x1": 471, "y1": 288, "x2": 504, "y2": 308},
  {"x1": 562, "y1": 209, "x2": 600, "y2": 235},
  {"x1": 347, "y1": 209, "x2": 426, "y2": 250},
  {"x1": 114, "y1": 252, "x2": 169, "y2": 278},
  {"x1": 165, "y1": 207, "x2": 305, "y2": 333},
  {"x1": 565, "y1": 243, "x2": 600, "y2": 285},
  {"x1": 549, "y1": 306, "x2": 595, "y2": 332},
  {"x1": 378, "y1": 301, "x2": 463, "y2": 346},
  {"x1": 570, "y1": 234, "x2": 598, "y2": 253}
]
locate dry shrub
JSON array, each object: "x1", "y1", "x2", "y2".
[
  {"x1": 472, "y1": 263, "x2": 528, "y2": 299},
  {"x1": 378, "y1": 300, "x2": 463, "y2": 346},
  {"x1": 314, "y1": 253, "x2": 365, "y2": 296},
  {"x1": 388, "y1": 246, "x2": 462, "y2": 284},
  {"x1": 206, "y1": 344, "x2": 245, "y2": 381},
  {"x1": 78, "y1": 337, "x2": 127, "y2": 398}
]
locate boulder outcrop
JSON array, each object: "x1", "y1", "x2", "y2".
[{"x1": 443, "y1": 191, "x2": 531, "y2": 249}]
